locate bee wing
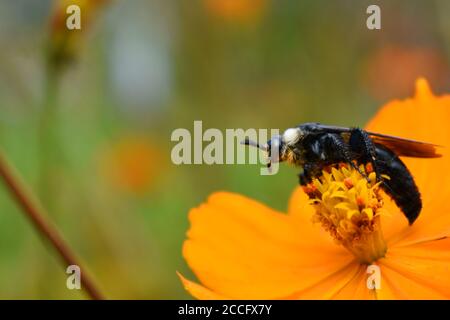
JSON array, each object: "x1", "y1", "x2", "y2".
[
  {"x1": 306, "y1": 124, "x2": 442, "y2": 158},
  {"x1": 366, "y1": 132, "x2": 442, "y2": 158}
]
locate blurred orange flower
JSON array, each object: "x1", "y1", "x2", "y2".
[
  {"x1": 179, "y1": 78, "x2": 450, "y2": 299},
  {"x1": 99, "y1": 136, "x2": 164, "y2": 195},
  {"x1": 362, "y1": 45, "x2": 449, "y2": 101},
  {"x1": 203, "y1": 0, "x2": 268, "y2": 23}
]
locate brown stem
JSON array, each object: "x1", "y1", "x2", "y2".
[{"x1": 0, "y1": 151, "x2": 105, "y2": 300}]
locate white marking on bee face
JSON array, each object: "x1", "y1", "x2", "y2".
[{"x1": 283, "y1": 128, "x2": 301, "y2": 145}]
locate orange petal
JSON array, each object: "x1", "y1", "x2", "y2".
[
  {"x1": 183, "y1": 191, "x2": 354, "y2": 299},
  {"x1": 380, "y1": 192, "x2": 450, "y2": 249},
  {"x1": 377, "y1": 238, "x2": 450, "y2": 299},
  {"x1": 287, "y1": 186, "x2": 344, "y2": 249},
  {"x1": 366, "y1": 78, "x2": 450, "y2": 243},
  {"x1": 329, "y1": 264, "x2": 377, "y2": 300},
  {"x1": 287, "y1": 260, "x2": 363, "y2": 299},
  {"x1": 178, "y1": 272, "x2": 228, "y2": 300}
]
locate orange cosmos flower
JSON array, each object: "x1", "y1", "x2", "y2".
[{"x1": 179, "y1": 78, "x2": 450, "y2": 299}]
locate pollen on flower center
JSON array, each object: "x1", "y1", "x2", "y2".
[{"x1": 302, "y1": 163, "x2": 388, "y2": 264}]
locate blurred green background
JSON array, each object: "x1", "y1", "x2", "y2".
[{"x1": 0, "y1": 0, "x2": 449, "y2": 299}]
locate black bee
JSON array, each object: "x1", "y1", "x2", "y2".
[{"x1": 243, "y1": 122, "x2": 442, "y2": 225}]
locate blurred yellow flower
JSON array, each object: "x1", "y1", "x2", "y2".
[
  {"x1": 98, "y1": 136, "x2": 164, "y2": 195},
  {"x1": 203, "y1": 0, "x2": 269, "y2": 24},
  {"x1": 179, "y1": 78, "x2": 450, "y2": 299}
]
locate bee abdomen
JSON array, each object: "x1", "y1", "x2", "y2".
[{"x1": 375, "y1": 145, "x2": 422, "y2": 225}]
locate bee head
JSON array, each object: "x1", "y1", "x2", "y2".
[{"x1": 242, "y1": 127, "x2": 303, "y2": 168}]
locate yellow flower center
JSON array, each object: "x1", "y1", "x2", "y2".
[{"x1": 303, "y1": 163, "x2": 388, "y2": 264}]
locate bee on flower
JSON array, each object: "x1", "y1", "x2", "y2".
[{"x1": 179, "y1": 78, "x2": 450, "y2": 299}]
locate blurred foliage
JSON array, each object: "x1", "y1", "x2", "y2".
[{"x1": 0, "y1": 0, "x2": 449, "y2": 299}]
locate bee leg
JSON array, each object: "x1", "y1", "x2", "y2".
[
  {"x1": 298, "y1": 172, "x2": 310, "y2": 186},
  {"x1": 349, "y1": 128, "x2": 380, "y2": 181},
  {"x1": 323, "y1": 133, "x2": 370, "y2": 181},
  {"x1": 298, "y1": 162, "x2": 321, "y2": 185}
]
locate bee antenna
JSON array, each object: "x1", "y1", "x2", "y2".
[{"x1": 241, "y1": 138, "x2": 267, "y2": 151}]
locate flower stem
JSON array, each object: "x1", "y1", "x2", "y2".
[
  {"x1": 0, "y1": 151, "x2": 105, "y2": 300},
  {"x1": 38, "y1": 65, "x2": 60, "y2": 209}
]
